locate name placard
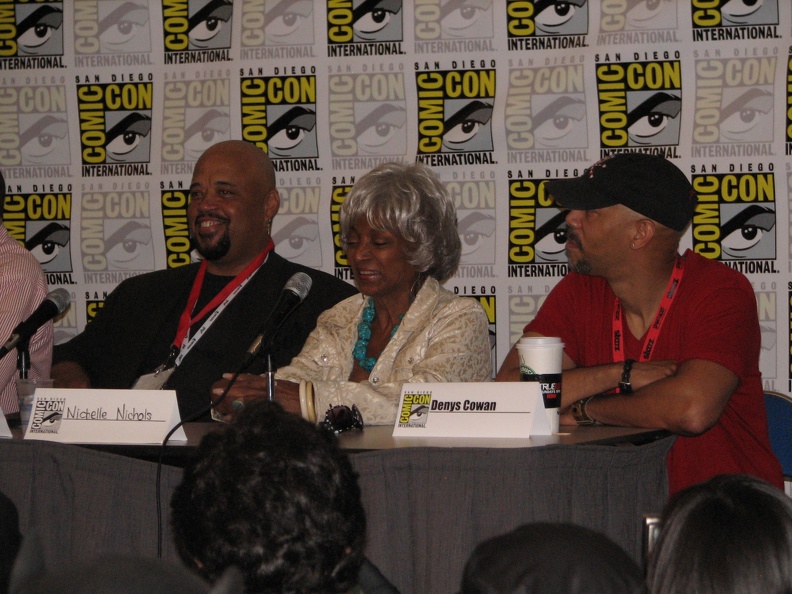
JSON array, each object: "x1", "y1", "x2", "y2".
[
  {"x1": 392, "y1": 382, "x2": 551, "y2": 438},
  {"x1": 22, "y1": 388, "x2": 187, "y2": 444}
]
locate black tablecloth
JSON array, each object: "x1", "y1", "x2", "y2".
[{"x1": 0, "y1": 436, "x2": 673, "y2": 594}]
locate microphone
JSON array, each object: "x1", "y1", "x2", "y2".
[
  {"x1": 0, "y1": 288, "x2": 70, "y2": 360},
  {"x1": 244, "y1": 272, "x2": 312, "y2": 364}
]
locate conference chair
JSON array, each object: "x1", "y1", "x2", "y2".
[{"x1": 764, "y1": 391, "x2": 792, "y2": 491}]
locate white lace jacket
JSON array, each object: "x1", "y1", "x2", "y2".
[{"x1": 276, "y1": 277, "x2": 492, "y2": 425}]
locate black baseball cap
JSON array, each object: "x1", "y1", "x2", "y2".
[{"x1": 545, "y1": 153, "x2": 697, "y2": 231}]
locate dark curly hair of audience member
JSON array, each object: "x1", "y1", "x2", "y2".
[
  {"x1": 170, "y1": 400, "x2": 367, "y2": 594},
  {"x1": 646, "y1": 473, "x2": 792, "y2": 594}
]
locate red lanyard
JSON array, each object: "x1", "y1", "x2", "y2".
[
  {"x1": 612, "y1": 255, "x2": 684, "y2": 363},
  {"x1": 172, "y1": 239, "x2": 273, "y2": 350}
]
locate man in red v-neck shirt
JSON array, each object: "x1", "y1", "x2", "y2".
[{"x1": 496, "y1": 153, "x2": 782, "y2": 494}]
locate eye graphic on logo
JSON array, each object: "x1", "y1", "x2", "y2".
[
  {"x1": 720, "y1": 205, "x2": 775, "y2": 260},
  {"x1": 626, "y1": 0, "x2": 675, "y2": 29},
  {"x1": 721, "y1": 0, "x2": 772, "y2": 26},
  {"x1": 272, "y1": 216, "x2": 321, "y2": 266},
  {"x1": 410, "y1": 405, "x2": 428, "y2": 418},
  {"x1": 534, "y1": 0, "x2": 587, "y2": 35},
  {"x1": 188, "y1": 0, "x2": 232, "y2": 49},
  {"x1": 105, "y1": 221, "x2": 153, "y2": 270},
  {"x1": 533, "y1": 96, "x2": 586, "y2": 149},
  {"x1": 26, "y1": 222, "x2": 70, "y2": 267},
  {"x1": 534, "y1": 211, "x2": 568, "y2": 263},
  {"x1": 355, "y1": 104, "x2": 407, "y2": 155},
  {"x1": 265, "y1": 0, "x2": 313, "y2": 44},
  {"x1": 41, "y1": 411, "x2": 63, "y2": 427},
  {"x1": 626, "y1": 92, "x2": 681, "y2": 146},
  {"x1": 184, "y1": 109, "x2": 231, "y2": 161},
  {"x1": 718, "y1": 88, "x2": 773, "y2": 143},
  {"x1": 99, "y1": 2, "x2": 149, "y2": 52},
  {"x1": 352, "y1": 0, "x2": 402, "y2": 42},
  {"x1": 442, "y1": 100, "x2": 493, "y2": 152},
  {"x1": 268, "y1": 106, "x2": 317, "y2": 158},
  {"x1": 440, "y1": 0, "x2": 492, "y2": 38},
  {"x1": 20, "y1": 115, "x2": 69, "y2": 165},
  {"x1": 17, "y1": 5, "x2": 63, "y2": 56},
  {"x1": 105, "y1": 113, "x2": 152, "y2": 163},
  {"x1": 458, "y1": 212, "x2": 495, "y2": 261}
]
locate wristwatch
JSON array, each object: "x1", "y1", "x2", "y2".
[
  {"x1": 571, "y1": 396, "x2": 597, "y2": 426},
  {"x1": 619, "y1": 359, "x2": 636, "y2": 394}
]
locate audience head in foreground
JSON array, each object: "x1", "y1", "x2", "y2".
[
  {"x1": 647, "y1": 473, "x2": 792, "y2": 594},
  {"x1": 171, "y1": 400, "x2": 366, "y2": 593},
  {"x1": 460, "y1": 522, "x2": 643, "y2": 594}
]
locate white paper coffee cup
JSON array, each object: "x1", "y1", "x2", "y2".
[{"x1": 516, "y1": 337, "x2": 563, "y2": 433}]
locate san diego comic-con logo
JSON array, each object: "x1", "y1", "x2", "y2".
[
  {"x1": 754, "y1": 289, "x2": 776, "y2": 383},
  {"x1": 0, "y1": 1, "x2": 64, "y2": 69},
  {"x1": 691, "y1": 0, "x2": 780, "y2": 42},
  {"x1": 595, "y1": 53, "x2": 682, "y2": 159},
  {"x1": 80, "y1": 187, "x2": 156, "y2": 280},
  {"x1": 330, "y1": 180, "x2": 353, "y2": 280},
  {"x1": 161, "y1": 0, "x2": 232, "y2": 64},
  {"x1": 161, "y1": 75, "x2": 231, "y2": 174},
  {"x1": 240, "y1": 69, "x2": 320, "y2": 173},
  {"x1": 272, "y1": 180, "x2": 323, "y2": 269},
  {"x1": 0, "y1": 77, "x2": 71, "y2": 176},
  {"x1": 328, "y1": 70, "x2": 407, "y2": 170},
  {"x1": 3, "y1": 189, "x2": 74, "y2": 281},
  {"x1": 398, "y1": 391, "x2": 432, "y2": 428},
  {"x1": 787, "y1": 53, "x2": 792, "y2": 156},
  {"x1": 326, "y1": 0, "x2": 405, "y2": 57},
  {"x1": 85, "y1": 294, "x2": 106, "y2": 326},
  {"x1": 415, "y1": 63, "x2": 496, "y2": 167},
  {"x1": 507, "y1": 174, "x2": 570, "y2": 279},
  {"x1": 691, "y1": 167, "x2": 778, "y2": 274},
  {"x1": 505, "y1": 61, "x2": 589, "y2": 164},
  {"x1": 76, "y1": 77, "x2": 153, "y2": 177},
  {"x1": 508, "y1": 290, "x2": 548, "y2": 347},
  {"x1": 446, "y1": 177, "x2": 496, "y2": 270},
  {"x1": 74, "y1": 0, "x2": 153, "y2": 67},
  {"x1": 692, "y1": 54, "x2": 777, "y2": 158},
  {"x1": 506, "y1": 0, "x2": 588, "y2": 51},
  {"x1": 240, "y1": 0, "x2": 316, "y2": 59},
  {"x1": 454, "y1": 290, "x2": 497, "y2": 378},
  {"x1": 413, "y1": 0, "x2": 494, "y2": 52},
  {"x1": 598, "y1": 0, "x2": 680, "y2": 42},
  {"x1": 29, "y1": 397, "x2": 65, "y2": 434},
  {"x1": 161, "y1": 185, "x2": 193, "y2": 270}
]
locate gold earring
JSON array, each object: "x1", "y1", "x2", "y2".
[{"x1": 266, "y1": 219, "x2": 272, "y2": 236}]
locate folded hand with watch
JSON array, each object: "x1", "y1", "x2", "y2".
[{"x1": 570, "y1": 359, "x2": 636, "y2": 426}]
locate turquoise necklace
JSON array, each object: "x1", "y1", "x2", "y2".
[{"x1": 353, "y1": 298, "x2": 403, "y2": 372}]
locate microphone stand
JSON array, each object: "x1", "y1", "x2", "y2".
[
  {"x1": 16, "y1": 338, "x2": 30, "y2": 379},
  {"x1": 265, "y1": 353, "x2": 275, "y2": 401}
]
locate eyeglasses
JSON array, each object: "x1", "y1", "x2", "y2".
[{"x1": 321, "y1": 404, "x2": 364, "y2": 434}]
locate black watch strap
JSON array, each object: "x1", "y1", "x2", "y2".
[{"x1": 619, "y1": 359, "x2": 636, "y2": 394}]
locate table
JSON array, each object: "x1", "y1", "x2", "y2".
[{"x1": 0, "y1": 425, "x2": 673, "y2": 594}]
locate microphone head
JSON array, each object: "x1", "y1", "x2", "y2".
[
  {"x1": 47, "y1": 288, "x2": 71, "y2": 314},
  {"x1": 284, "y1": 272, "x2": 312, "y2": 302}
]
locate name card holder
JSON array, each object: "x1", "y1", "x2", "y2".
[
  {"x1": 392, "y1": 382, "x2": 551, "y2": 438},
  {"x1": 21, "y1": 388, "x2": 186, "y2": 444}
]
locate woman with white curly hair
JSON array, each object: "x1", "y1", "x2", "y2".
[{"x1": 215, "y1": 161, "x2": 492, "y2": 426}]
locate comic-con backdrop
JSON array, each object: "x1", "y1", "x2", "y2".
[{"x1": 1, "y1": 1, "x2": 790, "y2": 391}]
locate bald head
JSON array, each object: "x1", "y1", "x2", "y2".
[
  {"x1": 188, "y1": 141, "x2": 280, "y2": 275},
  {"x1": 197, "y1": 141, "x2": 275, "y2": 196}
]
